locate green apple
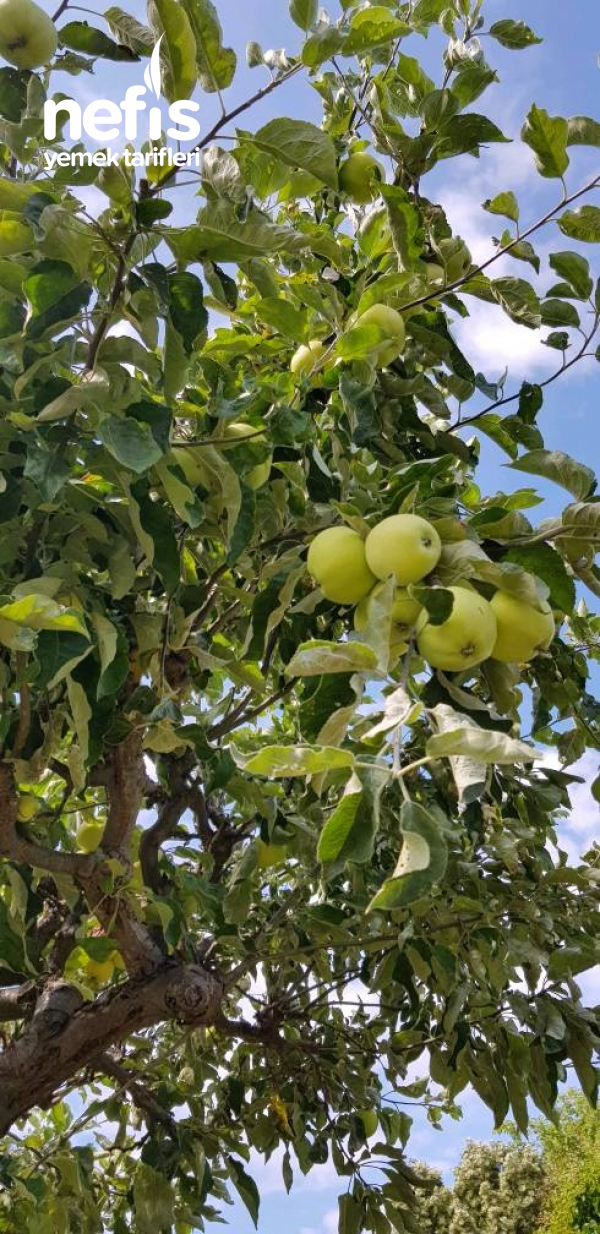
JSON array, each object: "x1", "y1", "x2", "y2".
[
  {"x1": 0, "y1": 0, "x2": 58, "y2": 69},
  {"x1": 424, "y1": 262, "x2": 445, "y2": 287},
  {"x1": 365, "y1": 514, "x2": 442, "y2": 585},
  {"x1": 490, "y1": 591, "x2": 555, "y2": 664},
  {"x1": 223, "y1": 421, "x2": 272, "y2": 490},
  {"x1": 439, "y1": 237, "x2": 472, "y2": 283},
  {"x1": 416, "y1": 586, "x2": 497, "y2": 672},
  {"x1": 77, "y1": 821, "x2": 104, "y2": 853},
  {"x1": 17, "y1": 793, "x2": 41, "y2": 823},
  {"x1": 0, "y1": 211, "x2": 34, "y2": 257},
  {"x1": 354, "y1": 582, "x2": 422, "y2": 635},
  {"x1": 290, "y1": 339, "x2": 328, "y2": 379},
  {"x1": 355, "y1": 303, "x2": 406, "y2": 367},
  {"x1": 307, "y1": 526, "x2": 376, "y2": 605},
  {"x1": 338, "y1": 152, "x2": 384, "y2": 204}
]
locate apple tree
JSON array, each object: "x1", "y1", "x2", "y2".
[{"x1": 0, "y1": 1, "x2": 599, "y2": 1231}]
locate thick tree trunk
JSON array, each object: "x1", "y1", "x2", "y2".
[{"x1": 0, "y1": 963, "x2": 222, "y2": 1135}]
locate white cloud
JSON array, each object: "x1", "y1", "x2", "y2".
[{"x1": 323, "y1": 1210, "x2": 339, "y2": 1234}]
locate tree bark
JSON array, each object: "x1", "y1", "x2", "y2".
[{"x1": 0, "y1": 963, "x2": 222, "y2": 1135}]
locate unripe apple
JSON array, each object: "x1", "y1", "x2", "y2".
[
  {"x1": 438, "y1": 237, "x2": 472, "y2": 283},
  {"x1": 84, "y1": 954, "x2": 117, "y2": 984},
  {"x1": 354, "y1": 583, "x2": 422, "y2": 635},
  {"x1": 0, "y1": 211, "x2": 34, "y2": 257},
  {"x1": 77, "y1": 821, "x2": 104, "y2": 853},
  {"x1": 0, "y1": 0, "x2": 58, "y2": 69},
  {"x1": 338, "y1": 152, "x2": 384, "y2": 204},
  {"x1": 424, "y1": 262, "x2": 445, "y2": 287},
  {"x1": 17, "y1": 793, "x2": 41, "y2": 823},
  {"x1": 355, "y1": 303, "x2": 406, "y2": 367},
  {"x1": 290, "y1": 339, "x2": 328, "y2": 379},
  {"x1": 307, "y1": 526, "x2": 376, "y2": 605},
  {"x1": 365, "y1": 514, "x2": 442, "y2": 585},
  {"x1": 416, "y1": 586, "x2": 497, "y2": 672},
  {"x1": 490, "y1": 591, "x2": 555, "y2": 664},
  {"x1": 222, "y1": 421, "x2": 272, "y2": 489}
]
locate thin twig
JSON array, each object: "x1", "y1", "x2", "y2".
[{"x1": 150, "y1": 64, "x2": 304, "y2": 195}]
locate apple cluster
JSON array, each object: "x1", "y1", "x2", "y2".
[{"x1": 306, "y1": 516, "x2": 556, "y2": 674}]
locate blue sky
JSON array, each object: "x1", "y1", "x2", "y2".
[{"x1": 36, "y1": 0, "x2": 600, "y2": 1228}]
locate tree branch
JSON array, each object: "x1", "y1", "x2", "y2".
[
  {"x1": 398, "y1": 172, "x2": 600, "y2": 318},
  {"x1": 93, "y1": 1052, "x2": 176, "y2": 1129},
  {"x1": 449, "y1": 313, "x2": 600, "y2": 431},
  {"x1": 51, "y1": 0, "x2": 70, "y2": 19},
  {"x1": 0, "y1": 762, "x2": 96, "y2": 879},
  {"x1": 151, "y1": 64, "x2": 303, "y2": 194},
  {"x1": 101, "y1": 731, "x2": 147, "y2": 853},
  {"x1": 0, "y1": 964, "x2": 222, "y2": 1136},
  {"x1": 0, "y1": 983, "x2": 38, "y2": 1023}
]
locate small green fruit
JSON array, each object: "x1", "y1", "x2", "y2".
[
  {"x1": 490, "y1": 591, "x2": 555, "y2": 664},
  {"x1": 307, "y1": 526, "x2": 376, "y2": 605},
  {"x1": 290, "y1": 339, "x2": 328, "y2": 379},
  {"x1": 0, "y1": 0, "x2": 57, "y2": 69},
  {"x1": 416, "y1": 586, "x2": 497, "y2": 672},
  {"x1": 355, "y1": 303, "x2": 406, "y2": 367},
  {"x1": 365, "y1": 514, "x2": 442, "y2": 585},
  {"x1": 339, "y1": 152, "x2": 384, "y2": 204},
  {"x1": 77, "y1": 821, "x2": 104, "y2": 853},
  {"x1": 223, "y1": 421, "x2": 272, "y2": 490}
]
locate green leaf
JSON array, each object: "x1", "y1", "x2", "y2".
[
  {"x1": 566, "y1": 115, "x2": 600, "y2": 147},
  {"x1": 148, "y1": 0, "x2": 197, "y2": 101},
  {"x1": 0, "y1": 594, "x2": 88, "y2": 637},
  {"x1": 167, "y1": 203, "x2": 306, "y2": 263},
  {"x1": 435, "y1": 114, "x2": 509, "y2": 158},
  {"x1": 427, "y1": 727, "x2": 535, "y2": 764},
  {"x1": 180, "y1": 0, "x2": 237, "y2": 93},
  {"x1": 285, "y1": 640, "x2": 379, "y2": 677},
  {"x1": 522, "y1": 104, "x2": 569, "y2": 178},
  {"x1": 229, "y1": 1158, "x2": 260, "y2": 1229},
  {"x1": 24, "y1": 439, "x2": 69, "y2": 501},
  {"x1": 558, "y1": 206, "x2": 600, "y2": 243},
  {"x1": 251, "y1": 119, "x2": 338, "y2": 190},
  {"x1": 509, "y1": 449, "x2": 595, "y2": 500},
  {"x1": 410, "y1": 585, "x2": 454, "y2": 626},
  {"x1": 133, "y1": 1163, "x2": 175, "y2": 1234},
  {"x1": 289, "y1": 0, "x2": 318, "y2": 31},
  {"x1": 24, "y1": 260, "x2": 92, "y2": 340},
  {"x1": 301, "y1": 27, "x2": 344, "y2": 68},
  {"x1": 562, "y1": 502, "x2": 600, "y2": 539},
  {"x1": 317, "y1": 773, "x2": 363, "y2": 863},
  {"x1": 505, "y1": 543, "x2": 575, "y2": 612},
  {"x1": 541, "y1": 298, "x2": 580, "y2": 328},
  {"x1": 430, "y1": 704, "x2": 487, "y2": 804},
  {"x1": 491, "y1": 277, "x2": 541, "y2": 328},
  {"x1": 344, "y1": 8, "x2": 410, "y2": 55},
  {"x1": 240, "y1": 745, "x2": 354, "y2": 778},
  {"x1": 58, "y1": 20, "x2": 138, "y2": 60},
  {"x1": 368, "y1": 802, "x2": 448, "y2": 911},
  {"x1": 489, "y1": 19, "x2": 542, "y2": 50},
  {"x1": 104, "y1": 7, "x2": 154, "y2": 54},
  {"x1": 168, "y1": 271, "x2": 208, "y2": 355},
  {"x1": 380, "y1": 185, "x2": 424, "y2": 270},
  {"x1": 483, "y1": 191, "x2": 519, "y2": 223},
  {"x1": 549, "y1": 251, "x2": 593, "y2": 299},
  {"x1": 338, "y1": 1193, "x2": 363, "y2": 1234},
  {"x1": 97, "y1": 415, "x2": 164, "y2": 473}
]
